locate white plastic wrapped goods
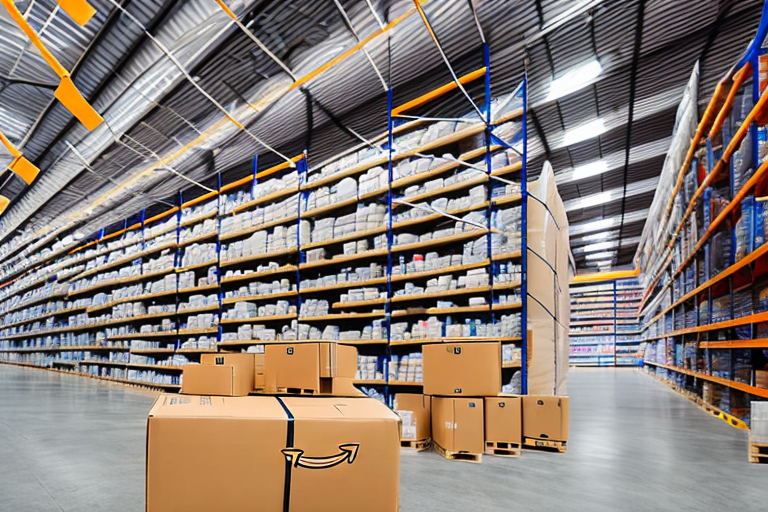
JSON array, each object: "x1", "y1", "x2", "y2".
[{"x1": 752, "y1": 402, "x2": 768, "y2": 444}]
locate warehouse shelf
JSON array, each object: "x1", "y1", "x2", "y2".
[
  {"x1": 570, "y1": 278, "x2": 643, "y2": 367},
  {"x1": 0, "y1": 64, "x2": 532, "y2": 399},
  {"x1": 0, "y1": 361, "x2": 181, "y2": 389},
  {"x1": 179, "y1": 231, "x2": 219, "y2": 247},
  {"x1": 221, "y1": 290, "x2": 298, "y2": 304},
  {"x1": 129, "y1": 348, "x2": 177, "y2": 355},
  {"x1": 644, "y1": 361, "x2": 768, "y2": 399},
  {"x1": 220, "y1": 315, "x2": 295, "y2": 324},
  {"x1": 332, "y1": 298, "x2": 387, "y2": 308},
  {"x1": 220, "y1": 248, "x2": 297, "y2": 268},
  {"x1": 219, "y1": 214, "x2": 299, "y2": 242},
  {"x1": 635, "y1": 12, "x2": 768, "y2": 426},
  {"x1": 302, "y1": 227, "x2": 388, "y2": 250}
]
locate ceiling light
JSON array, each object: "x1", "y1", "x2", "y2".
[
  {"x1": 579, "y1": 218, "x2": 615, "y2": 233},
  {"x1": 583, "y1": 230, "x2": 611, "y2": 241},
  {"x1": 596, "y1": 260, "x2": 612, "y2": 267},
  {"x1": 572, "y1": 160, "x2": 609, "y2": 181},
  {"x1": 563, "y1": 118, "x2": 606, "y2": 146},
  {"x1": 585, "y1": 251, "x2": 615, "y2": 260},
  {"x1": 583, "y1": 241, "x2": 614, "y2": 252},
  {"x1": 548, "y1": 59, "x2": 602, "y2": 101},
  {"x1": 579, "y1": 191, "x2": 612, "y2": 209}
]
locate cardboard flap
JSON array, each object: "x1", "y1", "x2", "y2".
[
  {"x1": 283, "y1": 397, "x2": 399, "y2": 421},
  {"x1": 149, "y1": 395, "x2": 287, "y2": 419}
]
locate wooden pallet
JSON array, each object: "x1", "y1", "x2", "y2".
[
  {"x1": 523, "y1": 437, "x2": 567, "y2": 453},
  {"x1": 485, "y1": 441, "x2": 521, "y2": 457},
  {"x1": 434, "y1": 442, "x2": 482, "y2": 463},
  {"x1": 282, "y1": 388, "x2": 320, "y2": 395},
  {"x1": 400, "y1": 438, "x2": 431, "y2": 451},
  {"x1": 749, "y1": 442, "x2": 768, "y2": 464}
]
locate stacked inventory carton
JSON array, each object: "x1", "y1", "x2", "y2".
[
  {"x1": 527, "y1": 162, "x2": 571, "y2": 395},
  {"x1": 394, "y1": 337, "x2": 569, "y2": 462},
  {"x1": 146, "y1": 345, "x2": 400, "y2": 512}
]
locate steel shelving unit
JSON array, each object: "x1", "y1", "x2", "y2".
[
  {"x1": 569, "y1": 278, "x2": 643, "y2": 367},
  {"x1": 0, "y1": 56, "x2": 530, "y2": 399},
  {"x1": 638, "y1": 1, "x2": 768, "y2": 428}
]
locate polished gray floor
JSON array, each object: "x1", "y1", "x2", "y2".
[{"x1": 0, "y1": 366, "x2": 765, "y2": 511}]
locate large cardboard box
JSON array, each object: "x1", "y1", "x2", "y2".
[
  {"x1": 484, "y1": 395, "x2": 522, "y2": 446},
  {"x1": 394, "y1": 393, "x2": 431, "y2": 441},
  {"x1": 265, "y1": 342, "x2": 358, "y2": 394},
  {"x1": 755, "y1": 370, "x2": 768, "y2": 389},
  {"x1": 431, "y1": 397, "x2": 484, "y2": 454},
  {"x1": 146, "y1": 395, "x2": 400, "y2": 512},
  {"x1": 423, "y1": 342, "x2": 500, "y2": 396},
  {"x1": 522, "y1": 395, "x2": 569, "y2": 442},
  {"x1": 181, "y1": 353, "x2": 255, "y2": 396}
]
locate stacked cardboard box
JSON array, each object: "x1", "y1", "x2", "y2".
[
  {"x1": 149, "y1": 343, "x2": 400, "y2": 512},
  {"x1": 392, "y1": 339, "x2": 569, "y2": 462}
]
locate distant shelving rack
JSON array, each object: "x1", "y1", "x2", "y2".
[{"x1": 569, "y1": 278, "x2": 643, "y2": 367}]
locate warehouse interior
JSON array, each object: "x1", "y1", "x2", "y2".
[{"x1": 1, "y1": 0, "x2": 768, "y2": 510}]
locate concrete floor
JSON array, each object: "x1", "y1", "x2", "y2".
[{"x1": 0, "y1": 366, "x2": 765, "y2": 512}]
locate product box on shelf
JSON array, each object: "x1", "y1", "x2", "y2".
[
  {"x1": 423, "y1": 342, "x2": 501, "y2": 396},
  {"x1": 522, "y1": 395, "x2": 569, "y2": 443},
  {"x1": 181, "y1": 353, "x2": 256, "y2": 396},
  {"x1": 484, "y1": 395, "x2": 522, "y2": 454},
  {"x1": 431, "y1": 397, "x2": 484, "y2": 459},
  {"x1": 146, "y1": 395, "x2": 400, "y2": 512},
  {"x1": 264, "y1": 342, "x2": 359, "y2": 395},
  {"x1": 394, "y1": 393, "x2": 431, "y2": 444},
  {"x1": 755, "y1": 370, "x2": 768, "y2": 390}
]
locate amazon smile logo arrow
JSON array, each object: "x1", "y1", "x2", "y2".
[{"x1": 281, "y1": 444, "x2": 360, "y2": 469}]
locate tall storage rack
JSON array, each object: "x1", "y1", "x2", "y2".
[
  {"x1": 639, "y1": 2, "x2": 768, "y2": 428},
  {"x1": 0, "y1": 54, "x2": 533, "y2": 400},
  {"x1": 569, "y1": 278, "x2": 643, "y2": 367}
]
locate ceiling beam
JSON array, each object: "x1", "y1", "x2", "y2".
[{"x1": 616, "y1": 0, "x2": 647, "y2": 247}]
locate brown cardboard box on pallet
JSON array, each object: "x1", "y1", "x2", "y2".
[
  {"x1": 264, "y1": 342, "x2": 359, "y2": 395},
  {"x1": 484, "y1": 395, "x2": 522, "y2": 453},
  {"x1": 181, "y1": 353, "x2": 255, "y2": 396},
  {"x1": 755, "y1": 370, "x2": 768, "y2": 389},
  {"x1": 522, "y1": 395, "x2": 569, "y2": 442},
  {"x1": 423, "y1": 342, "x2": 500, "y2": 396},
  {"x1": 431, "y1": 397, "x2": 484, "y2": 459},
  {"x1": 394, "y1": 393, "x2": 431, "y2": 443},
  {"x1": 146, "y1": 394, "x2": 400, "y2": 512}
]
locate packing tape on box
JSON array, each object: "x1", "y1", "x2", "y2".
[{"x1": 274, "y1": 397, "x2": 362, "y2": 512}]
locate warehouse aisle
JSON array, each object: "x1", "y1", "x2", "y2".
[{"x1": 0, "y1": 365, "x2": 765, "y2": 512}]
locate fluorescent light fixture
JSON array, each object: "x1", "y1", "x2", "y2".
[
  {"x1": 583, "y1": 230, "x2": 611, "y2": 241},
  {"x1": 548, "y1": 59, "x2": 602, "y2": 101},
  {"x1": 572, "y1": 160, "x2": 609, "y2": 181},
  {"x1": 580, "y1": 191, "x2": 612, "y2": 209},
  {"x1": 585, "y1": 251, "x2": 615, "y2": 260},
  {"x1": 584, "y1": 241, "x2": 614, "y2": 252},
  {"x1": 579, "y1": 218, "x2": 615, "y2": 233},
  {"x1": 563, "y1": 118, "x2": 606, "y2": 146}
]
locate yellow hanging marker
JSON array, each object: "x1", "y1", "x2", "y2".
[
  {"x1": 1, "y1": 130, "x2": 41, "y2": 185},
  {"x1": 10, "y1": 156, "x2": 41, "y2": 184},
  {"x1": 56, "y1": 0, "x2": 96, "y2": 26},
  {"x1": 0, "y1": 0, "x2": 103, "y2": 130},
  {"x1": 0, "y1": 195, "x2": 10, "y2": 214},
  {"x1": 54, "y1": 76, "x2": 104, "y2": 130}
]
